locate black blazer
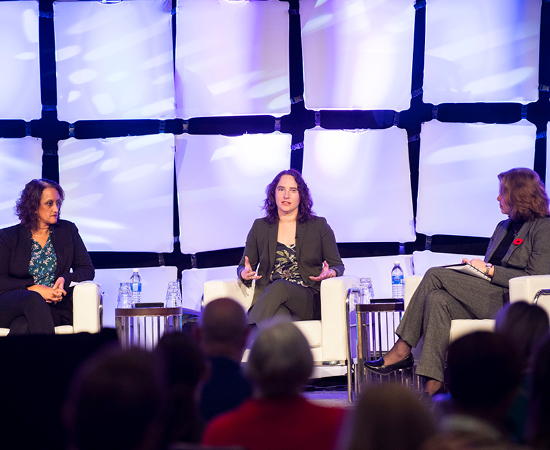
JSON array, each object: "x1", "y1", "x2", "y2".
[
  {"x1": 237, "y1": 217, "x2": 344, "y2": 306},
  {"x1": 0, "y1": 219, "x2": 94, "y2": 296}
]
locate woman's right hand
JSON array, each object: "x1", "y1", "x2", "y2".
[
  {"x1": 240, "y1": 256, "x2": 262, "y2": 281},
  {"x1": 28, "y1": 284, "x2": 66, "y2": 303}
]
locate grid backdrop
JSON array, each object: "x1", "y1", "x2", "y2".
[{"x1": 0, "y1": 0, "x2": 549, "y2": 284}]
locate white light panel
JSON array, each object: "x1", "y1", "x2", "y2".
[
  {"x1": 0, "y1": 138, "x2": 42, "y2": 229},
  {"x1": 0, "y1": 2, "x2": 41, "y2": 120},
  {"x1": 417, "y1": 121, "x2": 536, "y2": 237},
  {"x1": 54, "y1": 2, "x2": 175, "y2": 121},
  {"x1": 58, "y1": 135, "x2": 175, "y2": 252},
  {"x1": 175, "y1": 0, "x2": 289, "y2": 118},
  {"x1": 303, "y1": 128, "x2": 415, "y2": 243},
  {"x1": 424, "y1": 0, "x2": 540, "y2": 104},
  {"x1": 301, "y1": 0, "x2": 415, "y2": 111},
  {"x1": 176, "y1": 133, "x2": 292, "y2": 253}
]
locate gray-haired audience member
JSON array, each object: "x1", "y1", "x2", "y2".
[
  {"x1": 344, "y1": 383, "x2": 436, "y2": 450},
  {"x1": 198, "y1": 297, "x2": 252, "y2": 421},
  {"x1": 426, "y1": 332, "x2": 523, "y2": 450},
  {"x1": 495, "y1": 301, "x2": 549, "y2": 443},
  {"x1": 63, "y1": 346, "x2": 168, "y2": 450},
  {"x1": 202, "y1": 321, "x2": 344, "y2": 450}
]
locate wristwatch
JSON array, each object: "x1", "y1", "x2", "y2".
[{"x1": 485, "y1": 263, "x2": 493, "y2": 278}]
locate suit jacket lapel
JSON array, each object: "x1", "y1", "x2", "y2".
[
  {"x1": 268, "y1": 221, "x2": 278, "y2": 272},
  {"x1": 295, "y1": 221, "x2": 307, "y2": 259},
  {"x1": 503, "y1": 220, "x2": 533, "y2": 264},
  {"x1": 485, "y1": 219, "x2": 509, "y2": 262}
]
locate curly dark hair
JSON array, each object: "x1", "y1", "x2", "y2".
[
  {"x1": 498, "y1": 168, "x2": 550, "y2": 221},
  {"x1": 263, "y1": 169, "x2": 316, "y2": 224},
  {"x1": 15, "y1": 179, "x2": 65, "y2": 230}
]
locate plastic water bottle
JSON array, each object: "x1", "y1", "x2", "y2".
[
  {"x1": 130, "y1": 269, "x2": 142, "y2": 305},
  {"x1": 391, "y1": 261, "x2": 404, "y2": 300},
  {"x1": 360, "y1": 278, "x2": 372, "y2": 304}
]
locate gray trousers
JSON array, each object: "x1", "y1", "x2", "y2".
[{"x1": 396, "y1": 267, "x2": 507, "y2": 382}]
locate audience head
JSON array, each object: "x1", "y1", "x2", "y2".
[
  {"x1": 263, "y1": 169, "x2": 315, "y2": 224},
  {"x1": 345, "y1": 383, "x2": 436, "y2": 450},
  {"x1": 495, "y1": 301, "x2": 549, "y2": 369},
  {"x1": 153, "y1": 331, "x2": 208, "y2": 444},
  {"x1": 15, "y1": 178, "x2": 65, "y2": 229},
  {"x1": 526, "y1": 334, "x2": 550, "y2": 449},
  {"x1": 64, "y1": 346, "x2": 168, "y2": 450},
  {"x1": 247, "y1": 320, "x2": 313, "y2": 398},
  {"x1": 199, "y1": 297, "x2": 248, "y2": 361},
  {"x1": 447, "y1": 331, "x2": 522, "y2": 420},
  {"x1": 498, "y1": 167, "x2": 550, "y2": 220}
]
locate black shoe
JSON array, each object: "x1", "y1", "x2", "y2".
[{"x1": 363, "y1": 353, "x2": 414, "y2": 375}]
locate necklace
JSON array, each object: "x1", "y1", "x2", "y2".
[{"x1": 32, "y1": 229, "x2": 50, "y2": 238}]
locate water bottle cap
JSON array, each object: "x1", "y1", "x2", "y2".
[
  {"x1": 133, "y1": 268, "x2": 139, "y2": 272},
  {"x1": 394, "y1": 261, "x2": 400, "y2": 265}
]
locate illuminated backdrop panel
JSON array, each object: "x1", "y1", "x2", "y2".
[
  {"x1": 176, "y1": 133, "x2": 292, "y2": 253},
  {"x1": 0, "y1": 138, "x2": 42, "y2": 229},
  {"x1": 59, "y1": 135, "x2": 174, "y2": 252},
  {"x1": 0, "y1": 2, "x2": 41, "y2": 120},
  {"x1": 54, "y1": 1, "x2": 175, "y2": 121},
  {"x1": 424, "y1": 0, "x2": 540, "y2": 104},
  {"x1": 175, "y1": 0, "x2": 290, "y2": 118},
  {"x1": 303, "y1": 128, "x2": 415, "y2": 243},
  {"x1": 417, "y1": 121, "x2": 536, "y2": 237},
  {"x1": 301, "y1": 0, "x2": 415, "y2": 111}
]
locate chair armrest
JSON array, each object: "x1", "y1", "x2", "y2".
[
  {"x1": 509, "y1": 275, "x2": 550, "y2": 303},
  {"x1": 320, "y1": 275, "x2": 360, "y2": 362},
  {"x1": 404, "y1": 276, "x2": 423, "y2": 310},
  {"x1": 72, "y1": 281, "x2": 102, "y2": 333},
  {"x1": 203, "y1": 278, "x2": 254, "y2": 311}
]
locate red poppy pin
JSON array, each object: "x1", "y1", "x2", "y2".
[{"x1": 513, "y1": 238, "x2": 523, "y2": 246}]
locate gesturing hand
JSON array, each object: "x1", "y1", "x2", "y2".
[
  {"x1": 241, "y1": 256, "x2": 262, "y2": 281},
  {"x1": 309, "y1": 261, "x2": 335, "y2": 282}
]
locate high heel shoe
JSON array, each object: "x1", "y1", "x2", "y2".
[{"x1": 363, "y1": 353, "x2": 414, "y2": 375}]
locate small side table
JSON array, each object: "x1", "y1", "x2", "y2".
[
  {"x1": 116, "y1": 307, "x2": 190, "y2": 349},
  {"x1": 355, "y1": 302, "x2": 405, "y2": 395}
]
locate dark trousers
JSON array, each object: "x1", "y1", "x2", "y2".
[
  {"x1": 247, "y1": 279, "x2": 320, "y2": 328},
  {"x1": 396, "y1": 267, "x2": 507, "y2": 382},
  {"x1": 0, "y1": 289, "x2": 73, "y2": 335}
]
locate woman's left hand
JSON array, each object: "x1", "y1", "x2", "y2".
[{"x1": 309, "y1": 261, "x2": 336, "y2": 282}]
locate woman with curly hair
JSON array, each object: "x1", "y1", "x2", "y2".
[
  {"x1": 0, "y1": 179, "x2": 94, "y2": 334},
  {"x1": 238, "y1": 169, "x2": 344, "y2": 327}
]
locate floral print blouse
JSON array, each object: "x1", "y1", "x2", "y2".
[
  {"x1": 270, "y1": 242, "x2": 305, "y2": 286},
  {"x1": 28, "y1": 231, "x2": 57, "y2": 287}
]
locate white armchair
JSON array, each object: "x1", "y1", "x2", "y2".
[
  {"x1": 204, "y1": 275, "x2": 359, "y2": 399},
  {"x1": 405, "y1": 274, "x2": 550, "y2": 342},
  {"x1": 0, "y1": 281, "x2": 102, "y2": 337}
]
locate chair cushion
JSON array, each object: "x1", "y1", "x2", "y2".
[
  {"x1": 449, "y1": 319, "x2": 495, "y2": 342},
  {"x1": 294, "y1": 320, "x2": 322, "y2": 348}
]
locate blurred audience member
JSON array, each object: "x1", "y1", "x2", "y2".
[
  {"x1": 526, "y1": 334, "x2": 550, "y2": 449},
  {"x1": 426, "y1": 332, "x2": 524, "y2": 450},
  {"x1": 155, "y1": 331, "x2": 208, "y2": 444},
  {"x1": 64, "y1": 346, "x2": 168, "y2": 450},
  {"x1": 202, "y1": 321, "x2": 344, "y2": 450},
  {"x1": 344, "y1": 383, "x2": 436, "y2": 450},
  {"x1": 495, "y1": 301, "x2": 549, "y2": 442},
  {"x1": 197, "y1": 297, "x2": 252, "y2": 422}
]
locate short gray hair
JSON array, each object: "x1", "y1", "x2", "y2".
[{"x1": 247, "y1": 321, "x2": 313, "y2": 398}]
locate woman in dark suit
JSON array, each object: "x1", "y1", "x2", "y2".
[
  {"x1": 238, "y1": 169, "x2": 344, "y2": 328},
  {"x1": 365, "y1": 168, "x2": 550, "y2": 396},
  {"x1": 0, "y1": 179, "x2": 94, "y2": 334}
]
